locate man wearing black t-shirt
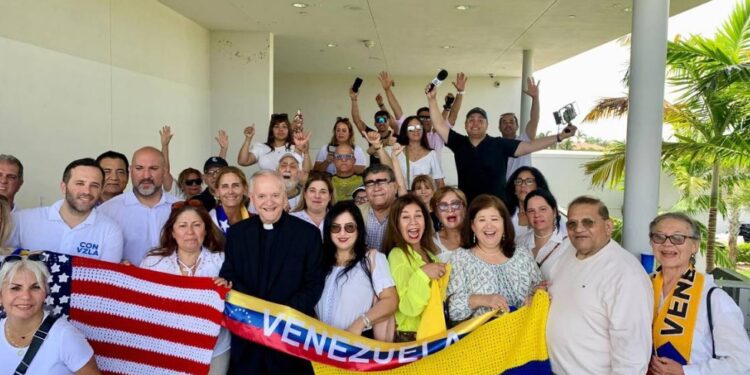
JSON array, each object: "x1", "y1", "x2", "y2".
[{"x1": 426, "y1": 85, "x2": 576, "y2": 205}]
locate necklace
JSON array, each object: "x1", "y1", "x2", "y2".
[
  {"x1": 177, "y1": 256, "x2": 199, "y2": 276},
  {"x1": 4, "y1": 318, "x2": 43, "y2": 355},
  {"x1": 534, "y1": 231, "x2": 554, "y2": 239}
]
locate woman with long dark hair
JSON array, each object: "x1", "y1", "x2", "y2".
[
  {"x1": 237, "y1": 113, "x2": 302, "y2": 171},
  {"x1": 505, "y1": 166, "x2": 552, "y2": 239},
  {"x1": 384, "y1": 195, "x2": 444, "y2": 342},
  {"x1": 140, "y1": 201, "x2": 230, "y2": 374},
  {"x1": 315, "y1": 201, "x2": 398, "y2": 340},
  {"x1": 394, "y1": 116, "x2": 444, "y2": 189}
]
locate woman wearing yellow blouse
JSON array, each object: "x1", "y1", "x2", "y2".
[{"x1": 384, "y1": 194, "x2": 446, "y2": 342}]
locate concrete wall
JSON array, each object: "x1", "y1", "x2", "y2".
[{"x1": 0, "y1": 0, "x2": 211, "y2": 208}]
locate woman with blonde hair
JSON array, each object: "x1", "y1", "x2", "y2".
[{"x1": 209, "y1": 167, "x2": 251, "y2": 233}]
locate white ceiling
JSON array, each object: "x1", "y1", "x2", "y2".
[{"x1": 159, "y1": 0, "x2": 709, "y2": 77}]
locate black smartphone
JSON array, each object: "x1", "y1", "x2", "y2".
[{"x1": 352, "y1": 77, "x2": 363, "y2": 93}]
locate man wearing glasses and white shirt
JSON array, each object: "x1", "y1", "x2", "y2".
[{"x1": 546, "y1": 196, "x2": 652, "y2": 375}]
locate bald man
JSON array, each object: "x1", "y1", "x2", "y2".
[{"x1": 98, "y1": 147, "x2": 179, "y2": 264}]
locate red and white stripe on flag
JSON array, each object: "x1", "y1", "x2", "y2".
[{"x1": 59, "y1": 256, "x2": 227, "y2": 375}]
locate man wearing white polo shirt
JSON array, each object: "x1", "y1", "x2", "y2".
[
  {"x1": 10, "y1": 158, "x2": 123, "y2": 262},
  {"x1": 99, "y1": 146, "x2": 178, "y2": 264}
]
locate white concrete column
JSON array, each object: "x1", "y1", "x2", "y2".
[
  {"x1": 622, "y1": 0, "x2": 669, "y2": 257},
  {"x1": 210, "y1": 31, "x2": 274, "y2": 166},
  {"x1": 519, "y1": 49, "x2": 534, "y2": 133}
]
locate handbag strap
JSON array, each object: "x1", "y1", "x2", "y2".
[
  {"x1": 404, "y1": 149, "x2": 411, "y2": 188},
  {"x1": 14, "y1": 314, "x2": 59, "y2": 375},
  {"x1": 707, "y1": 286, "x2": 718, "y2": 359}
]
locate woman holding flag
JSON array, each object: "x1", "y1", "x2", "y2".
[
  {"x1": 141, "y1": 201, "x2": 231, "y2": 375},
  {"x1": 648, "y1": 212, "x2": 750, "y2": 375},
  {"x1": 209, "y1": 167, "x2": 251, "y2": 233}
]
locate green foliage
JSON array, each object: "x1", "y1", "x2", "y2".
[{"x1": 737, "y1": 243, "x2": 750, "y2": 263}]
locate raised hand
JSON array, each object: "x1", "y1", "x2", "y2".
[
  {"x1": 365, "y1": 130, "x2": 382, "y2": 147},
  {"x1": 349, "y1": 87, "x2": 359, "y2": 101},
  {"x1": 243, "y1": 124, "x2": 255, "y2": 140},
  {"x1": 215, "y1": 130, "x2": 229, "y2": 149},
  {"x1": 425, "y1": 84, "x2": 437, "y2": 100},
  {"x1": 375, "y1": 93, "x2": 384, "y2": 107},
  {"x1": 293, "y1": 130, "x2": 311, "y2": 153},
  {"x1": 390, "y1": 143, "x2": 404, "y2": 158},
  {"x1": 160, "y1": 125, "x2": 173, "y2": 146},
  {"x1": 559, "y1": 123, "x2": 577, "y2": 140},
  {"x1": 452, "y1": 72, "x2": 467, "y2": 92},
  {"x1": 378, "y1": 71, "x2": 394, "y2": 90},
  {"x1": 523, "y1": 77, "x2": 540, "y2": 99}
]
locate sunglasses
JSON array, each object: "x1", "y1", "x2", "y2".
[
  {"x1": 334, "y1": 154, "x2": 355, "y2": 161},
  {"x1": 331, "y1": 223, "x2": 357, "y2": 234},
  {"x1": 3, "y1": 252, "x2": 45, "y2": 263},
  {"x1": 418, "y1": 116, "x2": 430, "y2": 122},
  {"x1": 407, "y1": 124, "x2": 423, "y2": 132},
  {"x1": 437, "y1": 201, "x2": 463, "y2": 212},
  {"x1": 649, "y1": 233, "x2": 698, "y2": 245},
  {"x1": 375, "y1": 116, "x2": 388, "y2": 124},
  {"x1": 184, "y1": 178, "x2": 202, "y2": 186},
  {"x1": 566, "y1": 218, "x2": 599, "y2": 231},
  {"x1": 171, "y1": 199, "x2": 203, "y2": 210},
  {"x1": 514, "y1": 178, "x2": 536, "y2": 186}
]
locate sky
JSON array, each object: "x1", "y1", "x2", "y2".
[{"x1": 534, "y1": 0, "x2": 742, "y2": 141}]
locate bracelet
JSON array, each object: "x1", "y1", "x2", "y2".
[
  {"x1": 457, "y1": 91, "x2": 465, "y2": 95},
  {"x1": 361, "y1": 314, "x2": 372, "y2": 330},
  {"x1": 556, "y1": 133, "x2": 562, "y2": 143}
]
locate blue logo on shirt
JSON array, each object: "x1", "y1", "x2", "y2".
[{"x1": 77, "y1": 242, "x2": 100, "y2": 256}]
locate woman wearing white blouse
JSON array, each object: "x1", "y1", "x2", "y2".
[
  {"x1": 516, "y1": 189, "x2": 569, "y2": 279},
  {"x1": 140, "y1": 201, "x2": 231, "y2": 375},
  {"x1": 291, "y1": 173, "x2": 333, "y2": 238},
  {"x1": 394, "y1": 116, "x2": 444, "y2": 189},
  {"x1": 315, "y1": 201, "x2": 398, "y2": 340},
  {"x1": 237, "y1": 113, "x2": 301, "y2": 171}
]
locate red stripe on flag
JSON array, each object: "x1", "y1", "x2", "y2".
[
  {"x1": 73, "y1": 257, "x2": 229, "y2": 298},
  {"x1": 72, "y1": 280, "x2": 222, "y2": 322},
  {"x1": 70, "y1": 308, "x2": 216, "y2": 349},
  {"x1": 223, "y1": 318, "x2": 404, "y2": 372},
  {"x1": 90, "y1": 341, "x2": 210, "y2": 374}
]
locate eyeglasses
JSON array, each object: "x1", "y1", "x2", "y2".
[
  {"x1": 514, "y1": 178, "x2": 536, "y2": 186},
  {"x1": 650, "y1": 233, "x2": 698, "y2": 245},
  {"x1": 375, "y1": 116, "x2": 388, "y2": 124},
  {"x1": 331, "y1": 223, "x2": 357, "y2": 234},
  {"x1": 418, "y1": 116, "x2": 430, "y2": 122},
  {"x1": 3, "y1": 252, "x2": 45, "y2": 263},
  {"x1": 334, "y1": 154, "x2": 355, "y2": 161},
  {"x1": 364, "y1": 178, "x2": 392, "y2": 189},
  {"x1": 171, "y1": 199, "x2": 203, "y2": 210},
  {"x1": 566, "y1": 218, "x2": 598, "y2": 231},
  {"x1": 184, "y1": 178, "x2": 202, "y2": 186},
  {"x1": 437, "y1": 201, "x2": 463, "y2": 212},
  {"x1": 205, "y1": 169, "x2": 220, "y2": 177},
  {"x1": 407, "y1": 124, "x2": 423, "y2": 132}
]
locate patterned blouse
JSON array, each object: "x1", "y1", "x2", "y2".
[{"x1": 447, "y1": 246, "x2": 542, "y2": 323}]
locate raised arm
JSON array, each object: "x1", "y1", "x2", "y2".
[
  {"x1": 389, "y1": 144, "x2": 409, "y2": 197},
  {"x1": 378, "y1": 71, "x2": 403, "y2": 122},
  {"x1": 524, "y1": 77, "x2": 540, "y2": 140},
  {"x1": 237, "y1": 125, "x2": 258, "y2": 166},
  {"x1": 426, "y1": 85, "x2": 450, "y2": 142},
  {"x1": 448, "y1": 72, "x2": 467, "y2": 126},
  {"x1": 514, "y1": 124, "x2": 576, "y2": 157},
  {"x1": 293, "y1": 130, "x2": 312, "y2": 182},
  {"x1": 215, "y1": 130, "x2": 229, "y2": 160},
  {"x1": 350, "y1": 89, "x2": 369, "y2": 135},
  {"x1": 159, "y1": 125, "x2": 174, "y2": 192},
  {"x1": 365, "y1": 130, "x2": 395, "y2": 167}
]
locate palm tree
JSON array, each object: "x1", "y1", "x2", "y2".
[{"x1": 583, "y1": 0, "x2": 750, "y2": 272}]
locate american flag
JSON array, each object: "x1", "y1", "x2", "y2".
[{"x1": 5, "y1": 251, "x2": 228, "y2": 375}]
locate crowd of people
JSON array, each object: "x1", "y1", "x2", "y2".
[{"x1": 0, "y1": 73, "x2": 749, "y2": 375}]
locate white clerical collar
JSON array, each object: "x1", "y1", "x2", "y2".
[{"x1": 263, "y1": 223, "x2": 274, "y2": 230}]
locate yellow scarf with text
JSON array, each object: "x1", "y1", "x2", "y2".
[{"x1": 652, "y1": 268, "x2": 704, "y2": 365}]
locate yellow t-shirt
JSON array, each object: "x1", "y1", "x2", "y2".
[{"x1": 332, "y1": 174, "x2": 363, "y2": 203}]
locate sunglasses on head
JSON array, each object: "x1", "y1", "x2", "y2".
[
  {"x1": 331, "y1": 223, "x2": 357, "y2": 234},
  {"x1": 3, "y1": 252, "x2": 45, "y2": 264},
  {"x1": 184, "y1": 178, "x2": 202, "y2": 186},
  {"x1": 171, "y1": 199, "x2": 203, "y2": 210}
]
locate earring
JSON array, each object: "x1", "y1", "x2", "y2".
[
  {"x1": 472, "y1": 233, "x2": 476, "y2": 243},
  {"x1": 690, "y1": 253, "x2": 696, "y2": 267}
]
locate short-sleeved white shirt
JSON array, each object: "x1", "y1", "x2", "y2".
[
  {"x1": 396, "y1": 150, "x2": 445, "y2": 187},
  {"x1": 315, "y1": 251, "x2": 395, "y2": 330},
  {"x1": 10, "y1": 200, "x2": 123, "y2": 263},
  {"x1": 249, "y1": 143, "x2": 301, "y2": 171},
  {"x1": 98, "y1": 191, "x2": 179, "y2": 265},
  {"x1": 506, "y1": 133, "x2": 532, "y2": 180},
  {"x1": 140, "y1": 249, "x2": 230, "y2": 357},
  {"x1": 315, "y1": 145, "x2": 367, "y2": 175},
  {"x1": 0, "y1": 315, "x2": 94, "y2": 375}
]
